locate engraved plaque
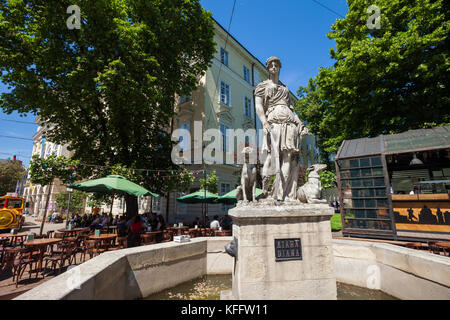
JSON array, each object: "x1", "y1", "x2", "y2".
[{"x1": 274, "y1": 238, "x2": 302, "y2": 261}]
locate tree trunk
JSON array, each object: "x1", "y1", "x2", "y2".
[
  {"x1": 39, "y1": 184, "x2": 52, "y2": 236},
  {"x1": 125, "y1": 194, "x2": 138, "y2": 221}
]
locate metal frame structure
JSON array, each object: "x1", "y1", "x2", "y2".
[{"x1": 335, "y1": 126, "x2": 450, "y2": 241}]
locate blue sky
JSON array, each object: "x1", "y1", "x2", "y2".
[{"x1": 0, "y1": 0, "x2": 349, "y2": 167}]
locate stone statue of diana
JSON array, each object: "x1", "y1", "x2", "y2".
[{"x1": 254, "y1": 56, "x2": 309, "y2": 202}]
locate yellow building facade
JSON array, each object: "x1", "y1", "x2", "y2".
[{"x1": 21, "y1": 19, "x2": 320, "y2": 224}]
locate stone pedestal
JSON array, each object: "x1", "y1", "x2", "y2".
[{"x1": 226, "y1": 203, "x2": 337, "y2": 300}]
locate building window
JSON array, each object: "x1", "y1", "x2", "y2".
[
  {"x1": 244, "y1": 96, "x2": 252, "y2": 118},
  {"x1": 220, "y1": 124, "x2": 231, "y2": 153},
  {"x1": 220, "y1": 81, "x2": 230, "y2": 106},
  {"x1": 243, "y1": 66, "x2": 250, "y2": 83},
  {"x1": 220, "y1": 183, "x2": 232, "y2": 213},
  {"x1": 177, "y1": 195, "x2": 188, "y2": 215},
  {"x1": 254, "y1": 69, "x2": 260, "y2": 85},
  {"x1": 220, "y1": 47, "x2": 228, "y2": 66},
  {"x1": 152, "y1": 197, "x2": 161, "y2": 213},
  {"x1": 178, "y1": 93, "x2": 192, "y2": 105},
  {"x1": 179, "y1": 121, "x2": 190, "y2": 152}
]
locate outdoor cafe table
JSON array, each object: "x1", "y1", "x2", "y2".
[
  {"x1": 435, "y1": 242, "x2": 450, "y2": 255},
  {"x1": 214, "y1": 230, "x2": 231, "y2": 237},
  {"x1": 0, "y1": 232, "x2": 29, "y2": 246},
  {"x1": 142, "y1": 231, "x2": 162, "y2": 244},
  {"x1": 89, "y1": 233, "x2": 117, "y2": 251},
  {"x1": 435, "y1": 241, "x2": 450, "y2": 248},
  {"x1": 168, "y1": 226, "x2": 189, "y2": 236},
  {"x1": 23, "y1": 238, "x2": 62, "y2": 273},
  {"x1": 57, "y1": 227, "x2": 89, "y2": 236}
]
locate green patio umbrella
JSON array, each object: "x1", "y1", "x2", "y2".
[
  {"x1": 176, "y1": 189, "x2": 218, "y2": 204},
  {"x1": 69, "y1": 174, "x2": 159, "y2": 217},
  {"x1": 216, "y1": 187, "x2": 264, "y2": 204},
  {"x1": 69, "y1": 175, "x2": 159, "y2": 197}
]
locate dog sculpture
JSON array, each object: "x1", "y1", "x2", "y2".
[
  {"x1": 297, "y1": 164, "x2": 328, "y2": 204},
  {"x1": 236, "y1": 146, "x2": 257, "y2": 202}
]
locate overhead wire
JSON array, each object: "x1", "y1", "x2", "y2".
[{"x1": 310, "y1": 0, "x2": 345, "y2": 18}]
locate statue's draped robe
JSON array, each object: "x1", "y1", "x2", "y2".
[{"x1": 255, "y1": 80, "x2": 306, "y2": 200}]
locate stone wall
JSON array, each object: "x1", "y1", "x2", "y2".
[
  {"x1": 332, "y1": 239, "x2": 450, "y2": 300},
  {"x1": 15, "y1": 237, "x2": 233, "y2": 300},
  {"x1": 15, "y1": 238, "x2": 450, "y2": 300}
]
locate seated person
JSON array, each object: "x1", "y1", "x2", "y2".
[
  {"x1": 156, "y1": 214, "x2": 166, "y2": 231},
  {"x1": 90, "y1": 214, "x2": 102, "y2": 230},
  {"x1": 128, "y1": 215, "x2": 145, "y2": 247},
  {"x1": 117, "y1": 216, "x2": 128, "y2": 237},
  {"x1": 210, "y1": 215, "x2": 220, "y2": 229},
  {"x1": 191, "y1": 217, "x2": 202, "y2": 228},
  {"x1": 221, "y1": 215, "x2": 232, "y2": 230}
]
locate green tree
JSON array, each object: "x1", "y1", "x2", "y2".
[
  {"x1": 86, "y1": 193, "x2": 113, "y2": 211},
  {"x1": 200, "y1": 170, "x2": 218, "y2": 194},
  {"x1": 320, "y1": 170, "x2": 337, "y2": 190},
  {"x1": 55, "y1": 190, "x2": 85, "y2": 215},
  {"x1": 28, "y1": 154, "x2": 84, "y2": 234},
  {"x1": 297, "y1": 0, "x2": 449, "y2": 152},
  {"x1": 296, "y1": 78, "x2": 337, "y2": 169},
  {"x1": 0, "y1": 0, "x2": 216, "y2": 219},
  {"x1": 0, "y1": 159, "x2": 26, "y2": 196}
]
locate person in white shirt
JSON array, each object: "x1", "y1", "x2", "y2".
[{"x1": 210, "y1": 215, "x2": 220, "y2": 229}]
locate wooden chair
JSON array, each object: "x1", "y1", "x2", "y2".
[
  {"x1": 161, "y1": 229, "x2": 174, "y2": 242},
  {"x1": 109, "y1": 236, "x2": 128, "y2": 251},
  {"x1": 13, "y1": 247, "x2": 38, "y2": 287},
  {"x1": 427, "y1": 241, "x2": 440, "y2": 255},
  {"x1": 117, "y1": 236, "x2": 128, "y2": 249},
  {"x1": 188, "y1": 228, "x2": 198, "y2": 238},
  {"x1": 42, "y1": 241, "x2": 73, "y2": 277},
  {"x1": 217, "y1": 230, "x2": 231, "y2": 236},
  {"x1": 140, "y1": 234, "x2": 157, "y2": 245},
  {"x1": 46, "y1": 230, "x2": 55, "y2": 238},
  {"x1": 199, "y1": 228, "x2": 207, "y2": 237},
  {"x1": 54, "y1": 231, "x2": 66, "y2": 239},
  {"x1": 0, "y1": 247, "x2": 18, "y2": 277},
  {"x1": 80, "y1": 240, "x2": 104, "y2": 262},
  {"x1": 127, "y1": 232, "x2": 142, "y2": 247},
  {"x1": 100, "y1": 237, "x2": 116, "y2": 251},
  {"x1": 205, "y1": 228, "x2": 216, "y2": 237},
  {"x1": 405, "y1": 242, "x2": 421, "y2": 250}
]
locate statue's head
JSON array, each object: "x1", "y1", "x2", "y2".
[
  {"x1": 265, "y1": 56, "x2": 282, "y2": 74},
  {"x1": 306, "y1": 164, "x2": 327, "y2": 177}
]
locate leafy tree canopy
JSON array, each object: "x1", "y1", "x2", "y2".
[
  {"x1": 0, "y1": 159, "x2": 27, "y2": 196},
  {"x1": 0, "y1": 0, "x2": 216, "y2": 197},
  {"x1": 55, "y1": 190, "x2": 85, "y2": 214},
  {"x1": 296, "y1": 0, "x2": 449, "y2": 153},
  {"x1": 28, "y1": 154, "x2": 83, "y2": 186},
  {"x1": 200, "y1": 170, "x2": 218, "y2": 194},
  {"x1": 320, "y1": 170, "x2": 337, "y2": 190}
]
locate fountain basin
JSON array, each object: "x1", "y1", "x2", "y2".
[{"x1": 15, "y1": 237, "x2": 450, "y2": 300}]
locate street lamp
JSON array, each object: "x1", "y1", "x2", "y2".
[{"x1": 65, "y1": 187, "x2": 73, "y2": 228}]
